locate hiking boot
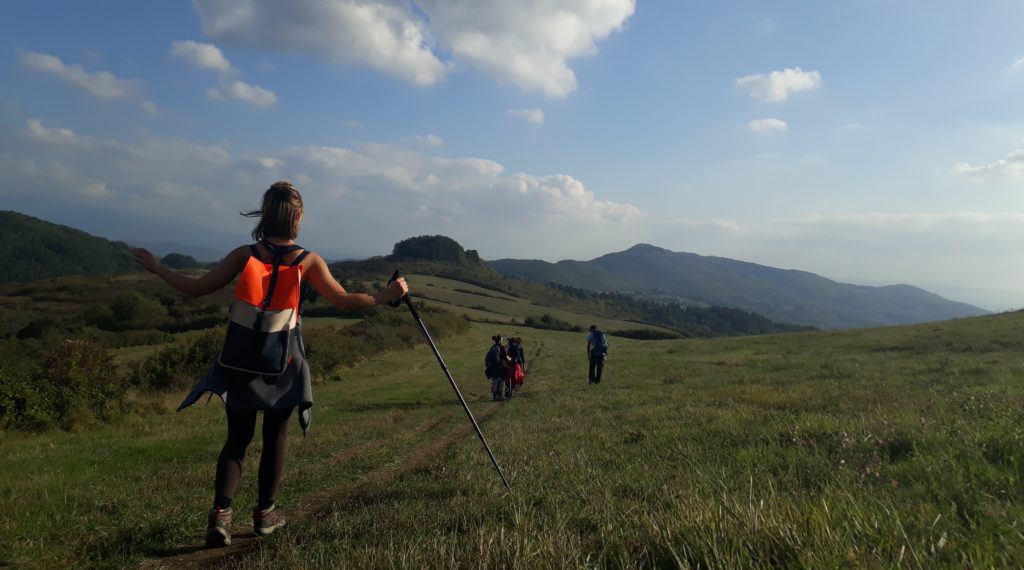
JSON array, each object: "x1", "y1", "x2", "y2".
[
  {"x1": 205, "y1": 507, "x2": 232, "y2": 548},
  {"x1": 253, "y1": 504, "x2": 286, "y2": 536}
]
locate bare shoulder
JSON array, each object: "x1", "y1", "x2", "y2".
[
  {"x1": 228, "y1": 244, "x2": 254, "y2": 262},
  {"x1": 300, "y1": 250, "x2": 326, "y2": 271}
]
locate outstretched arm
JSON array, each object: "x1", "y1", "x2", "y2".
[
  {"x1": 131, "y1": 246, "x2": 248, "y2": 298},
  {"x1": 305, "y1": 253, "x2": 407, "y2": 310}
]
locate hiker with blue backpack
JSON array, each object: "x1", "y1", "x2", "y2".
[
  {"x1": 586, "y1": 325, "x2": 609, "y2": 384},
  {"x1": 130, "y1": 181, "x2": 408, "y2": 549}
]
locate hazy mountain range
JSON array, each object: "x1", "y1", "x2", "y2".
[
  {"x1": 490, "y1": 244, "x2": 989, "y2": 329},
  {"x1": 1, "y1": 211, "x2": 988, "y2": 329}
]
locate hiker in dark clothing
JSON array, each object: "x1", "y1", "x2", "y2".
[
  {"x1": 586, "y1": 325, "x2": 609, "y2": 384},
  {"x1": 485, "y1": 335, "x2": 510, "y2": 401},
  {"x1": 131, "y1": 181, "x2": 408, "y2": 548}
]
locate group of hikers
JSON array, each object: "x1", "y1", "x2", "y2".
[
  {"x1": 482, "y1": 324, "x2": 609, "y2": 398},
  {"x1": 484, "y1": 335, "x2": 527, "y2": 400},
  {"x1": 129, "y1": 180, "x2": 611, "y2": 549}
]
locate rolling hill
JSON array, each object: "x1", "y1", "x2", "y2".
[
  {"x1": 490, "y1": 243, "x2": 988, "y2": 329},
  {"x1": 0, "y1": 211, "x2": 141, "y2": 283}
]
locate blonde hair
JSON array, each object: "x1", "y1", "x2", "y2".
[{"x1": 242, "y1": 181, "x2": 304, "y2": 241}]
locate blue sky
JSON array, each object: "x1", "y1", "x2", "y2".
[{"x1": 2, "y1": 1, "x2": 1023, "y2": 310}]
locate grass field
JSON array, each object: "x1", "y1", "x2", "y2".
[{"x1": 2, "y1": 312, "x2": 1023, "y2": 568}]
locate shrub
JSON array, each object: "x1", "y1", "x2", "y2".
[
  {"x1": 524, "y1": 313, "x2": 584, "y2": 332},
  {"x1": 129, "y1": 330, "x2": 221, "y2": 391},
  {"x1": 108, "y1": 292, "x2": 168, "y2": 330},
  {"x1": 0, "y1": 339, "x2": 126, "y2": 431},
  {"x1": 38, "y1": 339, "x2": 124, "y2": 428},
  {"x1": 0, "y1": 363, "x2": 56, "y2": 430}
]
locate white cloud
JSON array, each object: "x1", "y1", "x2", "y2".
[
  {"x1": 141, "y1": 101, "x2": 160, "y2": 115},
  {"x1": 409, "y1": 134, "x2": 444, "y2": 147},
  {"x1": 26, "y1": 118, "x2": 79, "y2": 144},
  {"x1": 258, "y1": 157, "x2": 283, "y2": 169},
  {"x1": 748, "y1": 118, "x2": 787, "y2": 135},
  {"x1": 420, "y1": 0, "x2": 636, "y2": 97},
  {"x1": 19, "y1": 50, "x2": 141, "y2": 100},
  {"x1": 82, "y1": 181, "x2": 112, "y2": 198},
  {"x1": 192, "y1": 0, "x2": 635, "y2": 97},
  {"x1": 171, "y1": 40, "x2": 233, "y2": 73},
  {"x1": 735, "y1": 67, "x2": 821, "y2": 102},
  {"x1": 194, "y1": 0, "x2": 449, "y2": 86},
  {"x1": 953, "y1": 148, "x2": 1024, "y2": 180},
  {"x1": 1010, "y1": 56, "x2": 1024, "y2": 70},
  {"x1": 208, "y1": 80, "x2": 277, "y2": 108},
  {"x1": 507, "y1": 108, "x2": 545, "y2": 125}
]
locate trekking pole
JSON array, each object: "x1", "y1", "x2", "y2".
[{"x1": 388, "y1": 271, "x2": 512, "y2": 493}]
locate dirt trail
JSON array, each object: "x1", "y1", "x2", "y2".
[{"x1": 143, "y1": 405, "x2": 501, "y2": 569}]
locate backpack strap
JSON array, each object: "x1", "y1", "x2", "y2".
[
  {"x1": 291, "y1": 250, "x2": 311, "y2": 267},
  {"x1": 257, "y1": 240, "x2": 303, "y2": 311}
]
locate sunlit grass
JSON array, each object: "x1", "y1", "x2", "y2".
[{"x1": 2, "y1": 313, "x2": 1024, "y2": 568}]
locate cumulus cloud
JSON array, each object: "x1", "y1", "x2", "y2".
[
  {"x1": 420, "y1": 0, "x2": 635, "y2": 97},
  {"x1": 953, "y1": 148, "x2": 1024, "y2": 180},
  {"x1": 735, "y1": 67, "x2": 821, "y2": 102},
  {"x1": 194, "y1": 0, "x2": 448, "y2": 86},
  {"x1": 141, "y1": 101, "x2": 160, "y2": 115},
  {"x1": 19, "y1": 50, "x2": 141, "y2": 100},
  {"x1": 171, "y1": 40, "x2": 233, "y2": 73},
  {"x1": 507, "y1": 108, "x2": 545, "y2": 125},
  {"x1": 192, "y1": 0, "x2": 635, "y2": 97},
  {"x1": 208, "y1": 80, "x2": 277, "y2": 108},
  {"x1": 748, "y1": 117, "x2": 787, "y2": 135}
]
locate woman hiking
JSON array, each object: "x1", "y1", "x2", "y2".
[{"x1": 130, "y1": 181, "x2": 408, "y2": 548}]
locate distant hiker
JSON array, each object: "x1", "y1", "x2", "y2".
[
  {"x1": 485, "y1": 335, "x2": 510, "y2": 401},
  {"x1": 586, "y1": 325, "x2": 609, "y2": 384},
  {"x1": 130, "y1": 181, "x2": 408, "y2": 549},
  {"x1": 506, "y1": 337, "x2": 526, "y2": 395}
]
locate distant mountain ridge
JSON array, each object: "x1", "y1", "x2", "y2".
[{"x1": 490, "y1": 244, "x2": 988, "y2": 329}]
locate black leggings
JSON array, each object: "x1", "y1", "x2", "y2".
[{"x1": 214, "y1": 406, "x2": 293, "y2": 511}]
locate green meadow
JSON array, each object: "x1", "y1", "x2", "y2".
[{"x1": 2, "y1": 309, "x2": 1023, "y2": 568}]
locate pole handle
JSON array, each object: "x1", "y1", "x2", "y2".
[
  {"x1": 387, "y1": 270, "x2": 404, "y2": 308},
  {"x1": 388, "y1": 269, "x2": 421, "y2": 318}
]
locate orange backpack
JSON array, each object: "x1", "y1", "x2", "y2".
[{"x1": 218, "y1": 242, "x2": 309, "y2": 375}]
